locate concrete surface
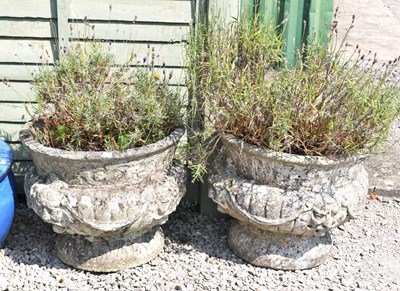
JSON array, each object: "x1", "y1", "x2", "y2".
[
  {"x1": 365, "y1": 119, "x2": 400, "y2": 197},
  {"x1": 336, "y1": 0, "x2": 400, "y2": 61},
  {"x1": 337, "y1": 0, "x2": 400, "y2": 197}
]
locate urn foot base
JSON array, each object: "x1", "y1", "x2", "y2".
[
  {"x1": 228, "y1": 220, "x2": 332, "y2": 270},
  {"x1": 56, "y1": 226, "x2": 164, "y2": 272}
]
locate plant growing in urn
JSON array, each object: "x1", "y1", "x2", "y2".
[
  {"x1": 187, "y1": 15, "x2": 400, "y2": 270},
  {"x1": 20, "y1": 41, "x2": 186, "y2": 272}
]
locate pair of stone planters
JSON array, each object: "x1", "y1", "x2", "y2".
[
  {"x1": 209, "y1": 134, "x2": 368, "y2": 270},
  {"x1": 21, "y1": 120, "x2": 367, "y2": 272},
  {"x1": 20, "y1": 121, "x2": 186, "y2": 272}
]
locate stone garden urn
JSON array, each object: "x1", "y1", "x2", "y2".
[
  {"x1": 209, "y1": 134, "x2": 367, "y2": 270},
  {"x1": 20, "y1": 121, "x2": 186, "y2": 272}
]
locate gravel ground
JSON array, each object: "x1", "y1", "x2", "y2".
[{"x1": 0, "y1": 196, "x2": 399, "y2": 291}]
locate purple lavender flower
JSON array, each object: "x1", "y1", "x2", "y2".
[
  {"x1": 62, "y1": 46, "x2": 67, "y2": 53},
  {"x1": 68, "y1": 37, "x2": 72, "y2": 42},
  {"x1": 143, "y1": 56, "x2": 147, "y2": 63}
]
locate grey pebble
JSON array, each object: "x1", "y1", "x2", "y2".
[{"x1": 0, "y1": 197, "x2": 399, "y2": 291}]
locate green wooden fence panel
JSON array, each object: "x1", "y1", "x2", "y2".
[
  {"x1": 242, "y1": 0, "x2": 334, "y2": 67},
  {"x1": 259, "y1": 0, "x2": 279, "y2": 25},
  {"x1": 279, "y1": 0, "x2": 305, "y2": 67},
  {"x1": 241, "y1": 0, "x2": 256, "y2": 19},
  {"x1": 304, "y1": 0, "x2": 335, "y2": 44}
]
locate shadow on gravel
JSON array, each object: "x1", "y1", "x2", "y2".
[
  {"x1": 3, "y1": 201, "x2": 246, "y2": 271},
  {"x1": 2, "y1": 203, "x2": 70, "y2": 271},
  {"x1": 162, "y1": 200, "x2": 249, "y2": 266}
]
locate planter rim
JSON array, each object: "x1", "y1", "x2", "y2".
[
  {"x1": 221, "y1": 133, "x2": 367, "y2": 167},
  {"x1": 20, "y1": 120, "x2": 185, "y2": 161}
]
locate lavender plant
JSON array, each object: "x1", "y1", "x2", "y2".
[
  {"x1": 187, "y1": 14, "x2": 400, "y2": 180},
  {"x1": 31, "y1": 41, "x2": 183, "y2": 151}
]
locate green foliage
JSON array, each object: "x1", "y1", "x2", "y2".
[
  {"x1": 268, "y1": 39, "x2": 400, "y2": 156},
  {"x1": 187, "y1": 16, "x2": 400, "y2": 180},
  {"x1": 31, "y1": 42, "x2": 183, "y2": 151},
  {"x1": 186, "y1": 17, "x2": 285, "y2": 180}
]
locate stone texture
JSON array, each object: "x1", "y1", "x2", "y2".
[
  {"x1": 19, "y1": 121, "x2": 183, "y2": 185},
  {"x1": 56, "y1": 226, "x2": 164, "y2": 273},
  {"x1": 209, "y1": 134, "x2": 368, "y2": 269},
  {"x1": 20, "y1": 121, "x2": 186, "y2": 272},
  {"x1": 24, "y1": 164, "x2": 186, "y2": 237},
  {"x1": 228, "y1": 220, "x2": 332, "y2": 270}
]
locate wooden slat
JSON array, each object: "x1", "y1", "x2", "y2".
[
  {"x1": 167, "y1": 68, "x2": 187, "y2": 85},
  {"x1": 0, "y1": 39, "x2": 56, "y2": 64},
  {"x1": 0, "y1": 84, "x2": 189, "y2": 103},
  {"x1": 69, "y1": 22, "x2": 190, "y2": 42},
  {"x1": 209, "y1": 0, "x2": 241, "y2": 22},
  {"x1": 0, "y1": 123, "x2": 22, "y2": 142},
  {"x1": 117, "y1": 68, "x2": 187, "y2": 85},
  {"x1": 80, "y1": 42, "x2": 185, "y2": 67},
  {"x1": 0, "y1": 83, "x2": 186, "y2": 103},
  {"x1": 69, "y1": 0, "x2": 194, "y2": 23},
  {"x1": 0, "y1": 0, "x2": 56, "y2": 18},
  {"x1": 57, "y1": 0, "x2": 70, "y2": 48},
  {"x1": 0, "y1": 39, "x2": 184, "y2": 66},
  {"x1": 0, "y1": 19, "x2": 56, "y2": 38},
  {"x1": 0, "y1": 65, "x2": 40, "y2": 81},
  {"x1": 0, "y1": 64, "x2": 185, "y2": 84},
  {"x1": 0, "y1": 103, "x2": 33, "y2": 122},
  {"x1": 0, "y1": 82, "x2": 34, "y2": 102}
]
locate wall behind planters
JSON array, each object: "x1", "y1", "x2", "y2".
[{"x1": 0, "y1": 0, "x2": 195, "y2": 194}]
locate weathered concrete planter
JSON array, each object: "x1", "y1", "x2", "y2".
[
  {"x1": 209, "y1": 134, "x2": 368, "y2": 270},
  {"x1": 20, "y1": 121, "x2": 186, "y2": 272}
]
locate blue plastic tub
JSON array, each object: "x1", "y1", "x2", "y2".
[{"x1": 0, "y1": 140, "x2": 16, "y2": 247}]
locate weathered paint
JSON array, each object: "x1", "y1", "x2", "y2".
[
  {"x1": 69, "y1": 23, "x2": 190, "y2": 42},
  {"x1": 0, "y1": 82, "x2": 34, "y2": 102},
  {"x1": 0, "y1": 39, "x2": 56, "y2": 64},
  {"x1": 0, "y1": 65, "x2": 40, "y2": 81},
  {"x1": 0, "y1": 19, "x2": 55, "y2": 38},
  {"x1": 0, "y1": 0, "x2": 56, "y2": 18},
  {"x1": 0, "y1": 103, "x2": 32, "y2": 122},
  {"x1": 69, "y1": 0, "x2": 194, "y2": 23}
]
